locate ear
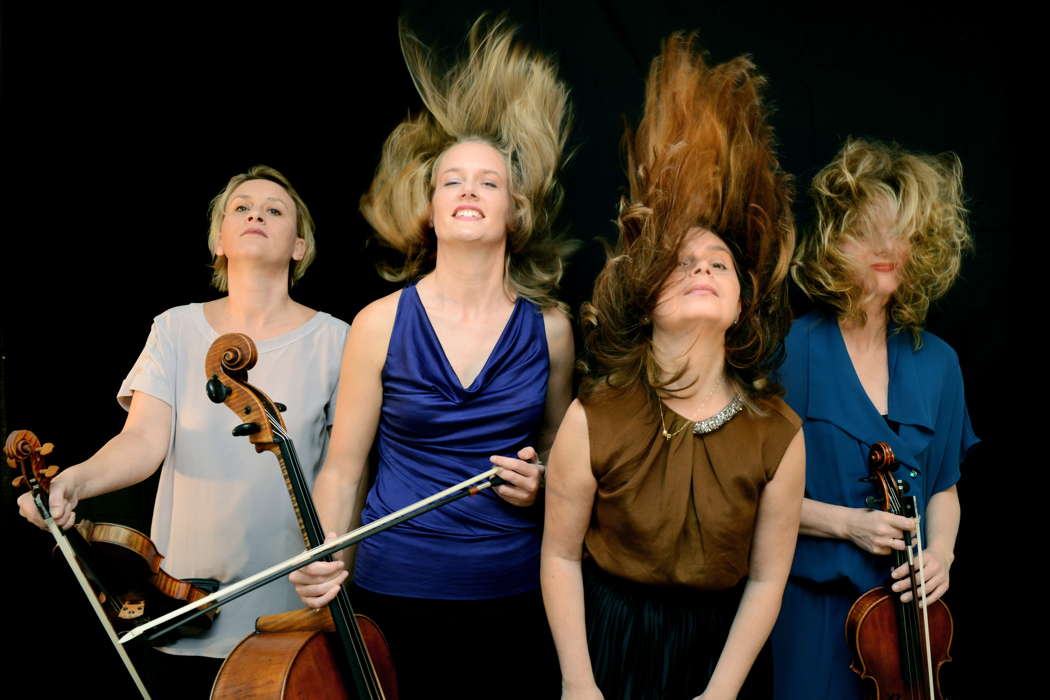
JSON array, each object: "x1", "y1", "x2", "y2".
[
  {"x1": 292, "y1": 237, "x2": 307, "y2": 262},
  {"x1": 214, "y1": 243, "x2": 225, "y2": 258}
]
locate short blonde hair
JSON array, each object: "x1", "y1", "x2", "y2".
[
  {"x1": 360, "y1": 17, "x2": 573, "y2": 309},
  {"x1": 792, "y1": 139, "x2": 971, "y2": 345},
  {"x1": 207, "y1": 165, "x2": 316, "y2": 291}
]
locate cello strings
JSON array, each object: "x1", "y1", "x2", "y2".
[{"x1": 266, "y1": 414, "x2": 385, "y2": 698}]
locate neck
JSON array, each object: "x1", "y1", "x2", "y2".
[
  {"x1": 221, "y1": 262, "x2": 296, "y2": 335},
  {"x1": 840, "y1": 298, "x2": 889, "y2": 350},
  {"x1": 425, "y1": 240, "x2": 512, "y2": 314},
  {"x1": 652, "y1": 323, "x2": 729, "y2": 400}
]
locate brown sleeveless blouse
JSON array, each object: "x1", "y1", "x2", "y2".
[{"x1": 581, "y1": 383, "x2": 801, "y2": 591}]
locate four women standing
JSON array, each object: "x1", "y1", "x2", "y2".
[{"x1": 13, "y1": 17, "x2": 977, "y2": 700}]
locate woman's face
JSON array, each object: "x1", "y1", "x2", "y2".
[
  {"x1": 216, "y1": 179, "x2": 304, "y2": 268},
  {"x1": 840, "y1": 199, "x2": 910, "y2": 304},
  {"x1": 652, "y1": 227, "x2": 741, "y2": 333},
  {"x1": 430, "y1": 140, "x2": 512, "y2": 246}
]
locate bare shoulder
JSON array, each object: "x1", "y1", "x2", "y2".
[
  {"x1": 542, "y1": 306, "x2": 574, "y2": 359},
  {"x1": 345, "y1": 290, "x2": 403, "y2": 367},
  {"x1": 559, "y1": 398, "x2": 588, "y2": 435}
]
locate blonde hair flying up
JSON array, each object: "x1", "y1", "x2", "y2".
[
  {"x1": 582, "y1": 33, "x2": 795, "y2": 400},
  {"x1": 361, "y1": 17, "x2": 573, "y2": 308},
  {"x1": 792, "y1": 138, "x2": 971, "y2": 346}
]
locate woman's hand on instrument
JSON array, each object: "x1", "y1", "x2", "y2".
[
  {"x1": 289, "y1": 532, "x2": 349, "y2": 608},
  {"x1": 890, "y1": 547, "x2": 954, "y2": 605},
  {"x1": 846, "y1": 508, "x2": 915, "y2": 555},
  {"x1": 490, "y1": 446, "x2": 545, "y2": 507},
  {"x1": 17, "y1": 473, "x2": 79, "y2": 530}
]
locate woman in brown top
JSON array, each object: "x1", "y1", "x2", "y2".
[{"x1": 541, "y1": 35, "x2": 805, "y2": 700}]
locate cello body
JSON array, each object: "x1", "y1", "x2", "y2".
[{"x1": 212, "y1": 612, "x2": 396, "y2": 699}]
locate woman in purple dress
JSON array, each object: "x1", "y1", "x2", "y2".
[{"x1": 290, "y1": 19, "x2": 574, "y2": 700}]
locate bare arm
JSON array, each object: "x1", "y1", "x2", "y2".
[
  {"x1": 290, "y1": 295, "x2": 396, "y2": 607},
  {"x1": 540, "y1": 400, "x2": 603, "y2": 699},
  {"x1": 700, "y1": 429, "x2": 805, "y2": 700},
  {"x1": 17, "y1": 390, "x2": 171, "y2": 530},
  {"x1": 799, "y1": 497, "x2": 915, "y2": 555},
  {"x1": 491, "y1": 306, "x2": 575, "y2": 507}
]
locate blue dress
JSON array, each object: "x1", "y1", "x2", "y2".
[
  {"x1": 353, "y1": 282, "x2": 549, "y2": 599},
  {"x1": 771, "y1": 311, "x2": 977, "y2": 699}
]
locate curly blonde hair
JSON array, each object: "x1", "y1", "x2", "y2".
[
  {"x1": 360, "y1": 17, "x2": 573, "y2": 309},
  {"x1": 792, "y1": 138, "x2": 971, "y2": 346},
  {"x1": 207, "y1": 165, "x2": 316, "y2": 291},
  {"x1": 581, "y1": 33, "x2": 795, "y2": 402}
]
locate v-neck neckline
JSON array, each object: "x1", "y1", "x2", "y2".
[{"x1": 408, "y1": 284, "x2": 523, "y2": 392}]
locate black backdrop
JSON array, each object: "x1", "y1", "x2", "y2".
[{"x1": 3, "y1": 1, "x2": 1010, "y2": 696}]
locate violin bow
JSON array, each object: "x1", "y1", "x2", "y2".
[
  {"x1": 6, "y1": 431, "x2": 152, "y2": 700},
  {"x1": 118, "y1": 466, "x2": 505, "y2": 646}
]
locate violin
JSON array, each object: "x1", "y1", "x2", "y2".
[
  {"x1": 845, "y1": 442, "x2": 954, "y2": 699},
  {"x1": 7, "y1": 430, "x2": 218, "y2": 644},
  {"x1": 203, "y1": 333, "x2": 398, "y2": 699}
]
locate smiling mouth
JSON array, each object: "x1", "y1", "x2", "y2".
[
  {"x1": 870, "y1": 263, "x2": 896, "y2": 272},
  {"x1": 453, "y1": 207, "x2": 484, "y2": 219}
]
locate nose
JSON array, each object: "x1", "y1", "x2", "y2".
[
  {"x1": 692, "y1": 260, "x2": 711, "y2": 276},
  {"x1": 247, "y1": 206, "x2": 264, "y2": 222},
  {"x1": 459, "y1": 182, "x2": 478, "y2": 199}
]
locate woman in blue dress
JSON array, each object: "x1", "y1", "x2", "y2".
[
  {"x1": 771, "y1": 138, "x2": 978, "y2": 698},
  {"x1": 289, "y1": 19, "x2": 574, "y2": 699}
]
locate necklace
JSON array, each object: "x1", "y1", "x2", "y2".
[{"x1": 660, "y1": 393, "x2": 744, "y2": 439}]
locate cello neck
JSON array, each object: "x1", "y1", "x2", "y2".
[{"x1": 270, "y1": 428, "x2": 385, "y2": 700}]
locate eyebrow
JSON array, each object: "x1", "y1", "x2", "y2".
[
  {"x1": 705, "y1": 244, "x2": 732, "y2": 254},
  {"x1": 229, "y1": 194, "x2": 291, "y2": 206},
  {"x1": 439, "y1": 167, "x2": 504, "y2": 178}
]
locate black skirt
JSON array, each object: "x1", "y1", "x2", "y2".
[{"x1": 583, "y1": 560, "x2": 771, "y2": 700}]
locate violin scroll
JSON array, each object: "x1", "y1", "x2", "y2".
[{"x1": 5, "y1": 430, "x2": 59, "y2": 491}]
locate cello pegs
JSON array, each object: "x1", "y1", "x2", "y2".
[
  {"x1": 12, "y1": 475, "x2": 25, "y2": 488},
  {"x1": 274, "y1": 402, "x2": 287, "y2": 413},
  {"x1": 207, "y1": 374, "x2": 232, "y2": 404},
  {"x1": 232, "y1": 422, "x2": 261, "y2": 437},
  {"x1": 39, "y1": 443, "x2": 54, "y2": 456},
  {"x1": 43, "y1": 465, "x2": 60, "y2": 478}
]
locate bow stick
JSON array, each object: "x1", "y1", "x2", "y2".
[{"x1": 119, "y1": 466, "x2": 505, "y2": 646}]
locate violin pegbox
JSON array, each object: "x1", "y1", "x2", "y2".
[{"x1": 5, "y1": 429, "x2": 59, "y2": 490}]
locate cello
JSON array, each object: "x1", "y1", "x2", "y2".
[
  {"x1": 845, "y1": 441, "x2": 953, "y2": 699},
  {"x1": 204, "y1": 332, "x2": 397, "y2": 699}
]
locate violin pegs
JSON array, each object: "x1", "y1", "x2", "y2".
[
  {"x1": 12, "y1": 475, "x2": 25, "y2": 488},
  {"x1": 897, "y1": 481, "x2": 910, "y2": 494},
  {"x1": 858, "y1": 476, "x2": 877, "y2": 483},
  {"x1": 232, "y1": 422, "x2": 261, "y2": 437},
  {"x1": 274, "y1": 402, "x2": 287, "y2": 413},
  {"x1": 39, "y1": 443, "x2": 54, "y2": 456},
  {"x1": 43, "y1": 465, "x2": 59, "y2": 478},
  {"x1": 865, "y1": 496, "x2": 881, "y2": 509},
  {"x1": 5, "y1": 457, "x2": 14, "y2": 468}
]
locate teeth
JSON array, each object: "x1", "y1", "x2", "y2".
[{"x1": 455, "y1": 209, "x2": 482, "y2": 218}]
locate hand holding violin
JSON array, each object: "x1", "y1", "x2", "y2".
[
  {"x1": 289, "y1": 532, "x2": 349, "y2": 608},
  {"x1": 845, "y1": 507, "x2": 916, "y2": 555},
  {"x1": 891, "y1": 547, "x2": 954, "y2": 605},
  {"x1": 17, "y1": 469, "x2": 80, "y2": 530},
  {"x1": 490, "y1": 445, "x2": 545, "y2": 507}
]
